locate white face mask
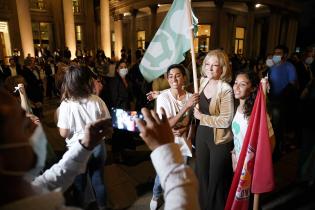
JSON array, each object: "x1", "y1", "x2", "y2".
[
  {"x1": 272, "y1": 55, "x2": 282, "y2": 65},
  {"x1": 266, "y1": 58, "x2": 274, "y2": 68},
  {"x1": 0, "y1": 125, "x2": 47, "y2": 182},
  {"x1": 305, "y1": 57, "x2": 314, "y2": 65},
  {"x1": 119, "y1": 68, "x2": 128, "y2": 77}
]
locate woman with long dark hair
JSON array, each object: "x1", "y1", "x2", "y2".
[{"x1": 231, "y1": 70, "x2": 275, "y2": 171}]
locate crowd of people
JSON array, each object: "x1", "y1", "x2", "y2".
[{"x1": 0, "y1": 44, "x2": 314, "y2": 210}]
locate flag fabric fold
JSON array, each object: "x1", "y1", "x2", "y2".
[
  {"x1": 139, "y1": 0, "x2": 195, "y2": 82},
  {"x1": 225, "y1": 84, "x2": 275, "y2": 210}
]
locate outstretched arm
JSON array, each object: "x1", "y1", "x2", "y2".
[{"x1": 32, "y1": 118, "x2": 113, "y2": 191}]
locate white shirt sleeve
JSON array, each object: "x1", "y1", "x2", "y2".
[
  {"x1": 32, "y1": 141, "x2": 91, "y2": 192},
  {"x1": 151, "y1": 143, "x2": 200, "y2": 210}
]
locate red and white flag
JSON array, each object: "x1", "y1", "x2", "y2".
[{"x1": 225, "y1": 84, "x2": 275, "y2": 210}]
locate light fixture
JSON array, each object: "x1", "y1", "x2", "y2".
[
  {"x1": 123, "y1": 12, "x2": 131, "y2": 16},
  {"x1": 255, "y1": 3, "x2": 262, "y2": 8}
]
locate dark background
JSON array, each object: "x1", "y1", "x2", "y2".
[{"x1": 296, "y1": 0, "x2": 315, "y2": 50}]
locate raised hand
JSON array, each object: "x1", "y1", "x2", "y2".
[
  {"x1": 193, "y1": 107, "x2": 202, "y2": 120},
  {"x1": 185, "y1": 93, "x2": 199, "y2": 109},
  {"x1": 146, "y1": 91, "x2": 160, "y2": 101},
  {"x1": 136, "y1": 107, "x2": 174, "y2": 151},
  {"x1": 81, "y1": 118, "x2": 113, "y2": 150}
]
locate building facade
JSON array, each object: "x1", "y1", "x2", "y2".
[{"x1": 0, "y1": 0, "x2": 301, "y2": 64}]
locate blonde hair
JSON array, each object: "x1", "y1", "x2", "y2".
[{"x1": 201, "y1": 49, "x2": 232, "y2": 83}]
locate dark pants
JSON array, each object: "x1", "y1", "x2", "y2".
[
  {"x1": 46, "y1": 75, "x2": 57, "y2": 98},
  {"x1": 195, "y1": 125, "x2": 233, "y2": 210},
  {"x1": 111, "y1": 129, "x2": 136, "y2": 162},
  {"x1": 73, "y1": 143, "x2": 107, "y2": 209}
]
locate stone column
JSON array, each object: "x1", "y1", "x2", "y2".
[
  {"x1": 279, "y1": 16, "x2": 288, "y2": 46},
  {"x1": 114, "y1": 14, "x2": 123, "y2": 60},
  {"x1": 100, "y1": 0, "x2": 111, "y2": 57},
  {"x1": 48, "y1": 0, "x2": 64, "y2": 50},
  {"x1": 286, "y1": 17, "x2": 298, "y2": 54},
  {"x1": 227, "y1": 13, "x2": 237, "y2": 54},
  {"x1": 246, "y1": 2, "x2": 255, "y2": 58},
  {"x1": 130, "y1": 9, "x2": 138, "y2": 64},
  {"x1": 149, "y1": 4, "x2": 158, "y2": 41},
  {"x1": 63, "y1": 0, "x2": 76, "y2": 59},
  {"x1": 267, "y1": 7, "x2": 281, "y2": 53},
  {"x1": 84, "y1": 0, "x2": 97, "y2": 52},
  {"x1": 15, "y1": 0, "x2": 34, "y2": 57},
  {"x1": 48, "y1": 23, "x2": 54, "y2": 51},
  {"x1": 213, "y1": 0, "x2": 224, "y2": 49},
  {"x1": 253, "y1": 20, "x2": 262, "y2": 58}
]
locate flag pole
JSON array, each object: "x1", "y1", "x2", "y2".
[
  {"x1": 253, "y1": 194, "x2": 260, "y2": 210},
  {"x1": 187, "y1": 0, "x2": 198, "y2": 94}
]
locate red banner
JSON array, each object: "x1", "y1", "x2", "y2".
[{"x1": 225, "y1": 84, "x2": 275, "y2": 210}]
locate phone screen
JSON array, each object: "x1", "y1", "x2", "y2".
[{"x1": 111, "y1": 108, "x2": 144, "y2": 132}]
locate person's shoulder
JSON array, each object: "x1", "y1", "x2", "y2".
[
  {"x1": 200, "y1": 76, "x2": 208, "y2": 84},
  {"x1": 89, "y1": 94, "x2": 105, "y2": 103},
  {"x1": 281, "y1": 61, "x2": 295, "y2": 70},
  {"x1": 157, "y1": 89, "x2": 171, "y2": 101},
  {"x1": 60, "y1": 99, "x2": 71, "y2": 106},
  {"x1": 220, "y1": 80, "x2": 232, "y2": 90}
]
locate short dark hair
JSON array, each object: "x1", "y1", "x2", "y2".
[
  {"x1": 61, "y1": 65, "x2": 93, "y2": 101},
  {"x1": 115, "y1": 59, "x2": 128, "y2": 71},
  {"x1": 166, "y1": 64, "x2": 186, "y2": 77},
  {"x1": 274, "y1": 45, "x2": 289, "y2": 55}
]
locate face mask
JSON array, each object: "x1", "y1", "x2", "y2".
[
  {"x1": 0, "y1": 125, "x2": 47, "y2": 182},
  {"x1": 119, "y1": 68, "x2": 128, "y2": 78},
  {"x1": 266, "y1": 59, "x2": 274, "y2": 68},
  {"x1": 272, "y1": 55, "x2": 282, "y2": 65},
  {"x1": 305, "y1": 57, "x2": 314, "y2": 65}
]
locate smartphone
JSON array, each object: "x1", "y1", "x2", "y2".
[{"x1": 111, "y1": 108, "x2": 144, "y2": 132}]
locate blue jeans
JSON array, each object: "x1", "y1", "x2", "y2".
[
  {"x1": 74, "y1": 142, "x2": 107, "y2": 209},
  {"x1": 152, "y1": 175, "x2": 163, "y2": 199}
]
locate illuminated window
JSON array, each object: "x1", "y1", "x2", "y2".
[
  {"x1": 235, "y1": 27, "x2": 245, "y2": 55},
  {"x1": 193, "y1": 25, "x2": 211, "y2": 53},
  {"x1": 30, "y1": 0, "x2": 47, "y2": 10},
  {"x1": 0, "y1": 21, "x2": 12, "y2": 63},
  {"x1": 137, "y1": 31, "x2": 145, "y2": 49},
  {"x1": 32, "y1": 22, "x2": 50, "y2": 48},
  {"x1": 72, "y1": 0, "x2": 81, "y2": 13},
  {"x1": 75, "y1": 25, "x2": 83, "y2": 48}
]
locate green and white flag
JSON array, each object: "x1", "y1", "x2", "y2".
[{"x1": 140, "y1": 0, "x2": 196, "y2": 82}]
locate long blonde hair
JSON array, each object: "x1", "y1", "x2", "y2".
[{"x1": 201, "y1": 49, "x2": 232, "y2": 83}]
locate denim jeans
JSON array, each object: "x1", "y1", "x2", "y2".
[
  {"x1": 74, "y1": 142, "x2": 107, "y2": 209},
  {"x1": 152, "y1": 175, "x2": 163, "y2": 199}
]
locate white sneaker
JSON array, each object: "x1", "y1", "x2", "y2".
[{"x1": 150, "y1": 197, "x2": 163, "y2": 210}]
